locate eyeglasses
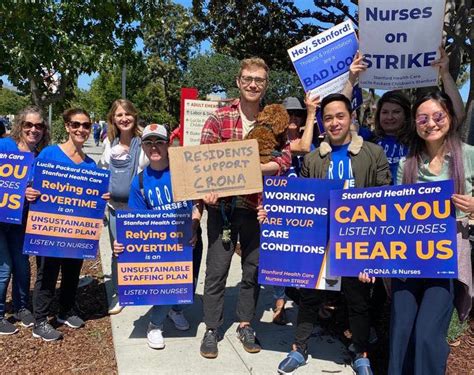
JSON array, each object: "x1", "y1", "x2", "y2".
[
  {"x1": 68, "y1": 121, "x2": 92, "y2": 130},
  {"x1": 239, "y1": 75, "x2": 267, "y2": 86},
  {"x1": 23, "y1": 121, "x2": 46, "y2": 130},
  {"x1": 142, "y1": 139, "x2": 167, "y2": 147},
  {"x1": 415, "y1": 111, "x2": 447, "y2": 127}
]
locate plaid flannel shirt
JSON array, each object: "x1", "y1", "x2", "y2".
[{"x1": 200, "y1": 99, "x2": 292, "y2": 210}]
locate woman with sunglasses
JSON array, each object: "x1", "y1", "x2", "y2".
[
  {"x1": 0, "y1": 106, "x2": 50, "y2": 335},
  {"x1": 27, "y1": 108, "x2": 107, "y2": 341},
  {"x1": 99, "y1": 99, "x2": 147, "y2": 315},
  {"x1": 360, "y1": 92, "x2": 473, "y2": 374}
]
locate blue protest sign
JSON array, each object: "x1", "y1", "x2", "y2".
[
  {"x1": 288, "y1": 20, "x2": 358, "y2": 99},
  {"x1": 0, "y1": 151, "x2": 34, "y2": 224},
  {"x1": 258, "y1": 177, "x2": 344, "y2": 290},
  {"x1": 329, "y1": 180, "x2": 457, "y2": 278},
  {"x1": 116, "y1": 209, "x2": 193, "y2": 306},
  {"x1": 23, "y1": 159, "x2": 110, "y2": 259}
]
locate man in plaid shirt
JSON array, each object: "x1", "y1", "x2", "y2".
[{"x1": 199, "y1": 57, "x2": 291, "y2": 359}]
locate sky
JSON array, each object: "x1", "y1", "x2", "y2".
[{"x1": 2, "y1": 0, "x2": 471, "y2": 101}]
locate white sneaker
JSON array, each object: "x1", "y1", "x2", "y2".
[
  {"x1": 108, "y1": 295, "x2": 124, "y2": 315},
  {"x1": 167, "y1": 309, "x2": 190, "y2": 331},
  {"x1": 147, "y1": 323, "x2": 165, "y2": 349}
]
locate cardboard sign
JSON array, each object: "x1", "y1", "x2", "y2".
[
  {"x1": 288, "y1": 20, "x2": 358, "y2": 99},
  {"x1": 258, "y1": 177, "x2": 344, "y2": 291},
  {"x1": 329, "y1": 181, "x2": 457, "y2": 278},
  {"x1": 0, "y1": 151, "x2": 34, "y2": 224},
  {"x1": 116, "y1": 209, "x2": 193, "y2": 306},
  {"x1": 183, "y1": 99, "x2": 219, "y2": 146},
  {"x1": 359, "y1": 0, "x2": 445, "y2": 89},
  {"x1": 169, "y1": 139, "x2": 263, "y2": 201},
  {"x1": 23, "y1": 159, "x2": 109, "y2": 259}
]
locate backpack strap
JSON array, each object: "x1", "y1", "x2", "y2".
[{"x1": 138, "y1": 170, "x2": 151, "y2": 209}]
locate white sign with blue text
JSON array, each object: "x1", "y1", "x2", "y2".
[
  {"x1": 359, "y1": 0, "x2": 445, "y2": 90},
  {"x1": 288, "y1": 20, "x2": 358, "y2": 99}
]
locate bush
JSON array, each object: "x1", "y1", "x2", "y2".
[
  {"x1": 447, "y1": 311, "x2": 469, "y2": 342},
  {"x1": 51, "y1": 119, "x2": 67, "y2": 144}
]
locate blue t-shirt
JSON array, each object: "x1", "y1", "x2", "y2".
[
  {"x1": 0, "y1": 137, "x2": 20, "y2": 152},
  {"x1": 286, "y1": 144, "x2": 316, "y2": 178},
  {"x1": 38, "y1": 145, "x2": 96, "y2": 168},
  {"x1": 128, "y1": 166, "x2": 191, "y2": 211},
  {"x1": 376, "y1": 135, "x2": 407, "y2": 185},
  {"x1": 327, "y1": 143, "x2": 355, "y2": 188}
]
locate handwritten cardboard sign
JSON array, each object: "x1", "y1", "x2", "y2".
[{"x1": 169, "y1": 139, "x2": 263, "y2": 201}]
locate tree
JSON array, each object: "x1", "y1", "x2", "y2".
[
  {"x1": 184, "y1": 52, "x2": 303, "y2": 102},
  {"x1": 0, "y1": 1, "x2": 158, "y2": 109},
  {"x1": 0, "y1": 88, "x2": 30, "y2": 115},
  {"x1": 142, "y1": 1, "x2": 203, "y2": 120}
]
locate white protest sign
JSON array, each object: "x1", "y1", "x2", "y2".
[
  {"x1": 183, "y1": 99, "x2": 219, "y2": 146},
  {"x1": 359, "y1": 0, "x2": 445, "y2": 90},
  {"x1": 288, "y1": 20, "x2": 358, "y2": 99}
]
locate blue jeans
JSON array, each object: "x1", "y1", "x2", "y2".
[
  {"x1": 389, "y1": 278, "x2": 454, "y2": 375},
  {"x1": 0, "y1": 223, "x2": 30, "y2": 318},
  {"x1": 273, "y1": 286, "x2": 286, "y2": 301},
  {"x1": 107, "y1": 207, "x2": 119, "y2": 296},
  {"x1": 150, "y1": 226, "x2": 203, "y2": 327}
]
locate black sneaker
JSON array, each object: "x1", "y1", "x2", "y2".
[
  {"x1": 13, "y1": 308, "x2": 35, "y2": 328},
  {"x1": 236, "y1": 325, "x2": 261, "y2": 353},
  {"x1": 33, "y1": 321, "x2": 62, "y2": 341},
  {"x1": 57, "y1": 312, "x2": 84, "y2": 329},
  {"x1": 200, "y1": 328, "x2": 218, "y2": 359},
  {"x1": 0, "y1": 318, "x2": 19, "y2": 335}
]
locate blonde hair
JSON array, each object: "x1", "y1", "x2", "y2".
[
  {"x1": 10, "y1": 106, "x2": 50, "y2": 153},
  {"x1": 238, "y1": 57, "x2": 269, "y2": 78},
  {"x1": 106, "y1": 99, "x2": 141, "y2": 141}
]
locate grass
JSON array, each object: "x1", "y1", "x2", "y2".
[{"x1": 447, "y1": 311, "x2": 469, "y2": 343}]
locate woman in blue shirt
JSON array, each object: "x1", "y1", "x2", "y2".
[
  {"x1": 0, "y1": 106, "x2": 50, "y2": 335},
  {"x1": 27, "y1": 108, "x2": 107, "y2": 341}
]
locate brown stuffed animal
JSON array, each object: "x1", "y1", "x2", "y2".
[{"x1": 245, "y1": 104, "x2": 289, "y2": 164}]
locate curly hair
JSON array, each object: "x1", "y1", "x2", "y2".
[
  {"x1": 10, "y1": 106, "x2": 50, "y2": 153},
  {"x1": 106, "y1": 99, "x2": 141, "y2": 141}
]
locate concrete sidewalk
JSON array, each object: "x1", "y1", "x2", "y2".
[{"x1": 85, "y1": 139, "x2": 354, "y2": 375}]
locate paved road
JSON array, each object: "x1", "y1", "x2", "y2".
[{"x1": 84, "y1": 138, "x2": 354, "y2": 375}]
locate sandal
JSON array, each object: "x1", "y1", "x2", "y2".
[{"x1": 353, "y1": 357, "x2": 373, "y2": 375}]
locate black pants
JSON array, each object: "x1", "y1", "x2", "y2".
[
  {"x1": 203, "y1": 207, "x2": 260, "y2": 329},
  {"x1": 293, "y1": 288, "x2": 323, "y2": 349},
  {"x1": 342, "y1": 277, "x2": 371, "y2": 354},
  {"x1": 33, "y1": 256, "x2": 84, "y2": 323}
]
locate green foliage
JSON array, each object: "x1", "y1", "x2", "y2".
[
  {"x1": 51, "y1": 118, "x2": 68, "y2": 144},
  {"x1": 184, "y1": 53, "x2": 240, "y2": 98},
  {"x1": 0, "y1": 1, "x2": 156, "y2": 107},
  {"x1": 0, "y1": 88, "x2": 30, "y2": 115},
  {"x1": 447, "y1": 312, "x2": 469, "y2": 342}
]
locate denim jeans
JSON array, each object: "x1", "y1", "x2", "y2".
[
  {"x1": 389, "y1": 278, "x2": 454, "y2": 375},
  {"x1": 273, "y1": 286, "x2": 286, "y2": 301},
  {"x1": 150, "y1": 226, "x2": 203, "y2": 327},
  {"x1": 0, "y1": 223, "x2": 30, "y2": 318}
]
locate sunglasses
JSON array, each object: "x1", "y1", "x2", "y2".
[
  {"x1": 68, "y1": 121, "x2": 92, "y2": 130},
  {"x1": 240, "y1": 75, "x2": 267, "y2": 86},
  {"x1": 23, "y1": 121, "x2": 46, "y2": 130},
  {"x1": 415, "y1": 111, "x2": 447, "y2": 127},
  {"x1": 142, "y1": 139, "x2": 167, "y2": 147}
]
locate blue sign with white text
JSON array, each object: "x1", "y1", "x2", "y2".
[
  {"x1": 23, "y1": 159, "x2": 109, "y2": 259},
  {"x1": 258, "y1": 177, "x2": 344, "y2": 290},
  {"x1": 116, "y1": 209, "x2": 193, "y2": 306},
  {"x1": 329, "y1": 180, "x2": 458, "y2": 278},
  {"x1": 0, "y1": 151, "x2": 34, "y2": 224}
]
